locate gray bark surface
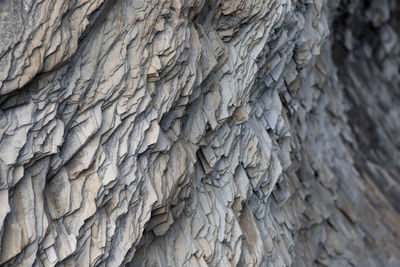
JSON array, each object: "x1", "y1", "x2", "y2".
[{"x1": 0, "y1": 0, "x2": 399, "y2": 266}]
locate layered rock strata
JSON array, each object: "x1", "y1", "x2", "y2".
[{"x1": 0, "y1": 0, "x2": 399, "y2": 266}]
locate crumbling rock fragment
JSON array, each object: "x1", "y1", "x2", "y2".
[{"x1": 0, "y1": 0, "x2": 399, "y2": 266}]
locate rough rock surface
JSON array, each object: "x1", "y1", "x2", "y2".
[{"x1": 0, "y1": 0, "x2": 399, "y2": 266}]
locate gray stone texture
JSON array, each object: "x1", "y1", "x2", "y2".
[{"x1": 0, "y1": 0, "x2": 399, "y2": 266}]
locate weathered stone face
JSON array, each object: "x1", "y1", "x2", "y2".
[{"x1": 0, "y1": 0, "x2": 399, "y2": 266}]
